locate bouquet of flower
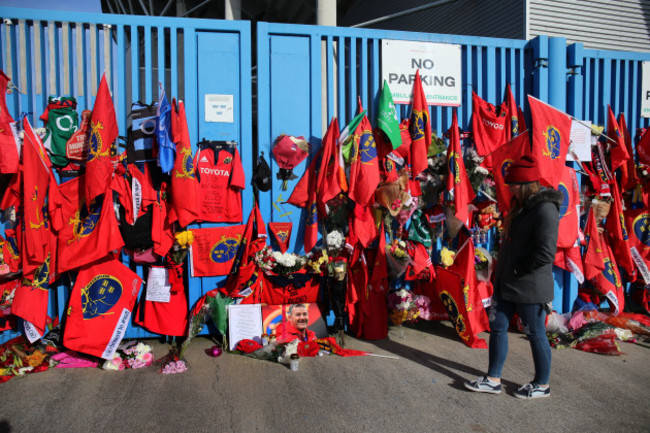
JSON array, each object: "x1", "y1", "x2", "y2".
[
  {"x1": 386, "y1": 239, "x2": 411, "y2": 277},
  {"x1": 474, "y1": 248, "x2": 489, "y2": 271},
  {"x1": 326, "y1": 230, "x2": 345, "y2": 254},
  {"x1": 169, "y1": 230, "x2": 195, "y2": 264},
  {"x1": 253, "y1": 245, "x2": 276, "y2": 272},
  {"x1": 270, "y1": 251, "x2": 306, "y2": 275},
  {"x1": 102, "y1": 341, "x2": 153, "y2": 371},
  {"x1": 413, "y1": 294, "x2": 433, "y2": 321},
  {"x1": 387, "y1": 289, "x2": 420, "y2": 326},
  {"x1": 440, "y1": 247, "x2": 456, "y2": 267},
  {"x1": 306, "y1": 249, "x2": 329, "y2": 274}
]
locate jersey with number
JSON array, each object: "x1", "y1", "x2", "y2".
[{"x1": 194, "y1": 147, "x2": 245, "y2": 222}]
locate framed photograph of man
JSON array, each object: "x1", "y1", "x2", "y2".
[{"x1": 261, "y1": 303, "x2": 327, "y2": 343}]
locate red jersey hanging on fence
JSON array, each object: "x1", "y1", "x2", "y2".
[
  {"x1": 190, "y1": 225, "x2": 245, "y2": 277},
  {"x1": 194, "y1": 146, "x2": 245, "y2": 223},
  {"x1": 63, "y1": 255, "x2": 142, "y2": 359},
  {"x1": 528, "y1": 95, "x2": 572, "y2": 189},
  {"x1": 56, "y1": 175, "x2": 124, "y2": 274},
  {"x1": 471, "y1": 91, "x2": 508, "y2": 159},
  {"x1": 260, "y1": 270, "x2": 320, "y2": 305},
  {"x1": 169, "y1": 99, "x2": 199, "y2": 227}
]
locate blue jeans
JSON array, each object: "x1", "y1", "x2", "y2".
[{"x1": 487, "y1": 296, "x2": 552, "y2": 385}]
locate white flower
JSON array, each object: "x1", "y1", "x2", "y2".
[
  {"x1": 326, "y1": 231, "x2": 344, "y2": 249},
  {"x1": 135, "y1": 342, "x2": 152, "y2": 355}
]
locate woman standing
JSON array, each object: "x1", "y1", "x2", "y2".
[{"x1": 464, "y1": 155, "x2": 562, "y2": 399}]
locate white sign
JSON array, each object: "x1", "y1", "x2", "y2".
[
  {"x1": 145, "y1": 267, "x2": 171, "y2": 303},
  {"x1": 227, "y1": 304, "x2": 263, "y2": 351},
  {"x1": 205, "y1": 94, "x2": 234, "y2": 123},
  {"x1": 643, "y1": 61, "x2": 650, "y2": 118},
  {"x1": 568, "y1": 119, "x2": 592, "y2": 162},
  {"x1": 381, "y1": 39, "x2": 462, "y2": 106}
]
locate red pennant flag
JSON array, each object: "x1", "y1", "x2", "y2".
[
  {"x1": 86, "y1": 73, "x2": 118, "y2": 202},
  {"x1": 348, "y1": 112, "x2": 380, "y2": 208},
  {"x1": 607, "y1": 105, "x2": 629, "y2": 172},
  {"x1": 583, "y1": 209, "x2": 605, "y2": 281},
  {"x1": 504, "y1": 83, "x2": 520, "y2": 140},
  {"x1": 63, "y1": 255, "x2": 143, "y2": 359},
  {"x1": 56, "y1": 175, "x2": 124, "y2": 274},
  {"x1": 445, "y1": 110, "x2": 475, "y2": 226},
  {"x1": 618, "y1": 113, "x2": 639, "y2": 192},
  {"x1": 528, "y1": 95, "x2": 572, "y2": 188},
  {"x1": 491, "y1": 133, "x2": 528, "y2": 215},
  {"x1": 556, "y1": 166, "x2": 580, "y2": 248},
  {"x1": 190, "y1": 225, "x2": 245, "y2": 277},
  {"x1": 408, "y1": 70, "x2": 431, "y2": 178},
  {"x1": 169, "y1": 99, "x2": 199, "y2": 228},
  {"x1": 268, "y1": 222, "x2": 292, "y2": 253},
  {"x1": 435, "y1": 266, "x2": 488, "y2": 348},
  {"x1": 471, "y1": 91, "x2": 508, "y2": 158},
  {"x1": 605, "y1": 180, "x2": 636, "y2": 280}
]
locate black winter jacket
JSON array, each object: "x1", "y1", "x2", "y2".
[{"x1": 494, "y1": 188, "x2": 563, "y2": 304}]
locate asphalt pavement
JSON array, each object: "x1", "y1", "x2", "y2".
[{"x1": 1, "y1": 320, "x2": 649, "y2": 433}]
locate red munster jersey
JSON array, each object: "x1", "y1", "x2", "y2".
[{"x1": 194, "y1": 147, "x2": 245, "y2": 223}]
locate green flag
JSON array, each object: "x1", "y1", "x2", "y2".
[{"x1": 377, "y1": 80, "x2": 401, "y2": 149}]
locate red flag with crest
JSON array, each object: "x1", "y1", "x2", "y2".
[
  {"x1": 408, "y1": 70, "x2": 431, "y2": 178},
  {"x1": 450, "y1": 237, "x2": 489, "y2": 334},
  {"x1": 169, "y1": 99, "x2": 199, "y2": 228},
  {"x1": 583, "y1": 209, "x2": 605, "y2": 281},
  {"x1": 625, "y1": 207, "x2": 650, "y2": 285},
  {"x1": 605, "y1": 180, "x2": 636, "y2": 280},
  {"x1": 269, "y1": 222, "x2": 292, "y2": 253},
  {"x1": 592, "y1": 236, "x2": 625, "y2": 315},
  {"x1": 556, "y1": 166, "x2": 580, "y2": 248},
  {"x1": 435, "y1": 266, "x2": 488, "y2": 348},
  {"x1": 348, "y1": 111, "x2": 380, "y2": 208},
  {"x1": 491, "y1": 133, "x2": 528, "y2": 215},
  {"x1": 445, "y1": 110, "x2": 475, "y2": 226},
  {"x1": 86, "y1": 73, "x2": 118, "y2": 202},
  {"x1": 528, "y1": 96, "x2": 572, "y2": 188},
  {"x1": 504, "y1": 83, "x2": 521, "y2": 140}
]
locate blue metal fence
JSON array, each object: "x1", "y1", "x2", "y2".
[{"x1": 0, "y1": 6, "x2": 649, "y2": 345}]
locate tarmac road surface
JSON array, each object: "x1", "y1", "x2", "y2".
[{"x1": 1, "y1": 320, "x2": 649, "y2": 433}]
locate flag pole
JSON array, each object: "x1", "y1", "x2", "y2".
[{"x1": 570, "y1": 116, "x2": 618, "y2": 146}]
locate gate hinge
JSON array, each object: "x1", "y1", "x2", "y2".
[
  {"x1": 534, "y1": 58, "x2": 548, "y2": 69},
  {"x1": 568, "y1": 65, "x2": 583, "y2": 76}
]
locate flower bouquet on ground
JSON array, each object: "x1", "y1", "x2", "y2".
[
  {"x1": 156, "y1": 349, "x2": 188, "y2": 375},
  {"x1": 102, "y1": 341, "x2": 154, "y2": 371},
  {"x1": 387, "y1": 289, "x2": 420, "y2": 337},
  {"x1": 386, "y1": 239, "x2": 412, "y2": 277}
]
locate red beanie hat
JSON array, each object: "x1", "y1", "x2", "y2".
[{"x1": 505, "y1": 155, "x2": 541, "y2": 184}]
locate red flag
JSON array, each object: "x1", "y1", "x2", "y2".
[
  {"x1": 190, "y1": 225, "x2": 245, "y2": 277},
  {"x1": 554, "y1": 244, "x2": 585, "y2": 285},
  {"x1": 471, "y1": 91, "x2": 508, "y2": 157},
  {"x1": 624, "y1": 207, "x2": 650, "y2": 285},
  {"x1": 528, "y1": 95, "x2": 572, "y2": 188},
  {"x1": 636, "y1": 127, "x2": 650, "y2": 166},
  {"x1": 0, "y1": 231, "x2": 21, "y2": 273},
  {"x1": 348, "y1": 113, "x2": 380, "y2": 207},
  {"x1": 408, "y1": 70, "x2": 431, "y2": 178},
  {"x1": 583, "y1": 209, "x2": 605, "y2": 281},
  {"x1": 445, "y1": 110, "x2": 475, "y2": 226},
  {"x1": 607, "y1": 105, "x2": 629, "y2": 172},
  {"x1": 556, "y1": 166, "x2": 580, "y2": 248},
  {"x1": 605, "y1": 180, "x2": 636, "y2": 280},
  {"x1": 169, "y1": 99, "x2": 199, "y2": 227},
  {"x1": 491, "y1": 133, "x2": 528, "y2": 215},
  {"x1": 63, "y1": 255, "x2": 143, "y2": 359},
  {"x1": 268, "y1": 222, "x2": 292, "y2": 253},
  {"x1": 369, "y1": 222, "x2": 388, "y2": 286},
  {"x1": 618, "y1": 113, "x2": 639, "y2": 191},
  {"x1": 10, "y1": 255, "x2": 52, "y2": 332},
  {"x1": 450, "y1": 237, "x2": 489, "y2": 334},
  {"x1": 21, "y1": 118, "x2": 53, "y2": 274},
  {"x1": 287, "y1": 118, "x2": 340, "y2": 252},
  {"x1": 0, "y1": 69, "x2": 18, "y2": 174},
  {"x1": 56, "y1": 175, "x2": 124, "y2": 274},
  {"x1": 352, "y1": 204, "x2": 377, "y2": 248},
  {"x1": 504, "y1": 83, "x2": 520, "y2": 140},
  {"x1": 86, "y1": 73, "x2": 118, "y2": 202},
  {"x1": 345, "y1": 244, "x2": 367, "y2": 338},
  {"x1": 435, "y1": 266, "x2": 488, "y2": 348},
  {"x1": 592, "y1": 236, "x2": 625, "y2": 314}
]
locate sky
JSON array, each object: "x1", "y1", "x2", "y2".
[{"x1": 1, "y1": 0, "x2": 102, "y2": 13}]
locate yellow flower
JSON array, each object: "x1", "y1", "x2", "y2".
[
  {"x1": 175, "y1": 231, "x2": 194, "y2": 248},
  {"x1": 441, "y1": 247, "x2": 456, "y2": 267},
  {"x1": 25, "y1": 350, "x2": 47, "y2": 367}
]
